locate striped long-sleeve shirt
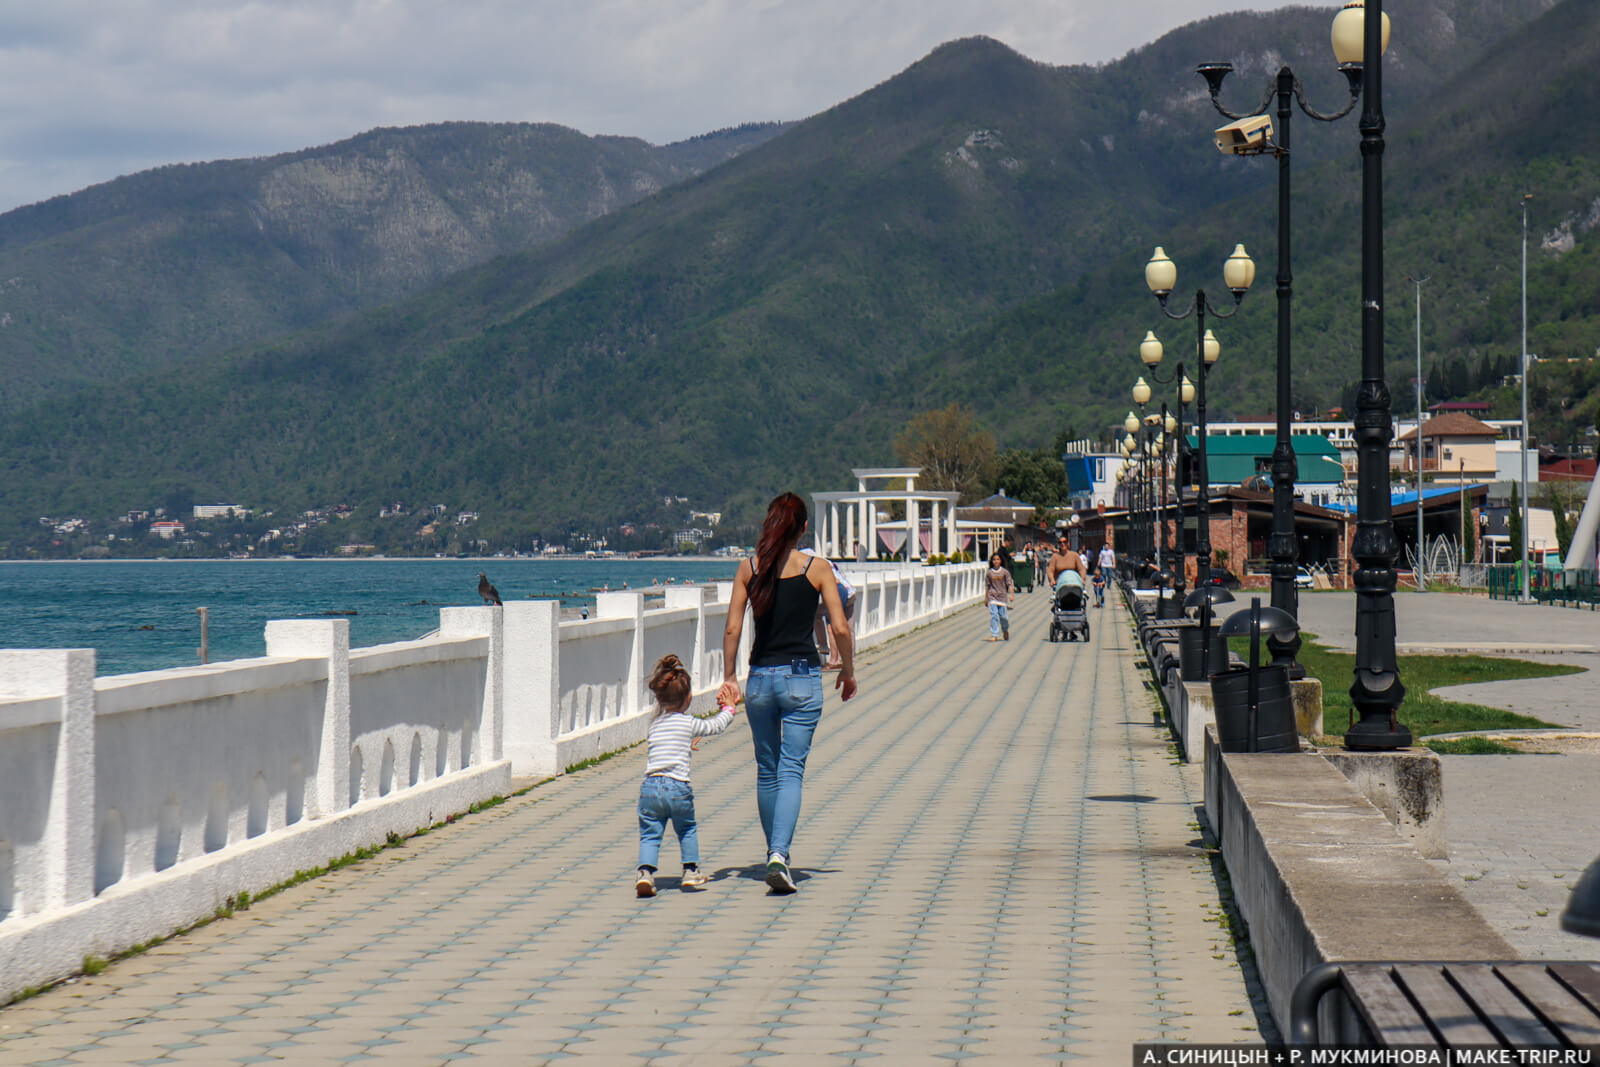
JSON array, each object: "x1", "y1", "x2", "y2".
[{"x1": 644, "y1": 707, "x2": 734, "y2": 783}]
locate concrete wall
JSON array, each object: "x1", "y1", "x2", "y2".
[
  {"x1": 0, "y1": 562, "x2": 982, "y2": 1002},
  {"x1": 1203, "y1": 730, "x2": 1515, "y2": 1037}
]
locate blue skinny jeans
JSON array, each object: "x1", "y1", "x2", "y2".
[
  {"x1": 637, "y1": 776, "x2": 699, "y2": 869},
  {"x1": 744, "y1": 663, "x2": 824, "y2": 860}
]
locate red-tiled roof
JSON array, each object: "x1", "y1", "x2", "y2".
[{"x1": 1396, "y1": 412, "x2": 1499, "y2": 441}]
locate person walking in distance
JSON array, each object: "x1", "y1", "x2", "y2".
[
  {"x1": 1095, "y1": 542, "x2": 1116, "y2": 608},
  {"x1": 719, "y1": 493, "x2": 856, "y2": 895},
  {"x1": 986, "y1": 552, "x2": 1016, "y2": 641},
  {"x1": 635, "y1": 655, "x2": 740, "y2": 898}
]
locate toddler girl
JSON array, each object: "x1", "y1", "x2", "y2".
[{"x1": 636, "y1": 653, "x2": 738, "y2": 897}]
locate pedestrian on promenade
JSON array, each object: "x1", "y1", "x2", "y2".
[
  {"x1": 1094, "y1": 542, "x2": 1115, "y2": 608},
  {"x1": 1046, "y1": 536, "x2": 1088, "y2": 592},
  {"x1": 1034, "y1": 540, "x2": 1051, "y2": 591},
  {"x1": 636, "y1": 654, "x2": 739, "y2": 898},
  {"x1": 986, "y1": 552, "x2": 1015, "y2": 641},
  {"x1": 719, "y1": 492, "x2": 856, "y2": 895}
]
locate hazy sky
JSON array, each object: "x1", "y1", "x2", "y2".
[{"x1": 0, "y1": 0, "x2": 1307, "y2": 214}]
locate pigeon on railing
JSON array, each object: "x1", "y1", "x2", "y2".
[{"x1": 477, "y1": 573, "x2": 503, "y2": 606}]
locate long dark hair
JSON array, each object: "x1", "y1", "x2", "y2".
[{"x1": 749, "y1": 492, "x2": 807, "y2": 617}]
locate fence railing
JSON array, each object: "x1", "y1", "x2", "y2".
[
  {"x1": 0, "y1": 562, "x2": 983, "y2": 1002},
  {"x1": 1483, "y1": 562, "x2": 1600, "y2": 608}
]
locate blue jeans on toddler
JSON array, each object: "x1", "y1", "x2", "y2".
[
  {"x1": 745, "y1": 662, "x2": 824, "y2": 860},
  {"x1": 637, "y1": 776, "x2": 698, "y2": 869},
  {"x1": 989, "y1": 602, "x2": 1009, "y2": 637}
]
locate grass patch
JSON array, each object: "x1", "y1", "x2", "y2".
[
  {"x1": 1425, "y1": 737, "x2": 1524, "y2": 755},
  {"x1": 1287, "y1": 632, "x2": 1578, "y2": 738}
]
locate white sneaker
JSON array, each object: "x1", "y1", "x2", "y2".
[
  {"x1": 681, "y1": 868, "x2": 709, "y2": 890},
  {"x1": 635, "y1": 868, "x2": 656, "y2": 898},
  {"x1": 766, "y1": 854, "x2": 797, "y2": 895}
]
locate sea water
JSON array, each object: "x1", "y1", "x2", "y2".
[{"x1": 0, "y1": 558, "x2": 738, "y2": 677}]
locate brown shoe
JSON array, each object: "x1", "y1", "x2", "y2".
[{"x1": 1003, "y1": 629, "x2": 1010, "y2": 641}]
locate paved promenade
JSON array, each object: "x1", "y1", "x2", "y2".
[
  {"x1": 0, "y1": 589, "x2": 1269, "y2": 1065},
  {"x1": 1264, "y1": 591, "x2": 1600, "y2": 960}
]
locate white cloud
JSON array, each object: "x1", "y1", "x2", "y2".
[{"x1": 0, "y1": 0, "x2": 1310, "y2": 212}]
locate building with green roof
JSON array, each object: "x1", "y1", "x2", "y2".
[{"x1": 1189, "y1": 434, "x2": 1346, "y2": 507}]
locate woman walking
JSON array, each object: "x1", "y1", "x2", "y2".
[
  {"x1": 719, "y1": 492, "x2": 856, "y2": 895},
  {"x1": 986, "y1": 552, "x2": 1015, "y2": 641}
]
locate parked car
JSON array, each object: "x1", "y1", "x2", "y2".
[{"x1": 1295, "y1": 566, "x2": 1316, "y2": 589}]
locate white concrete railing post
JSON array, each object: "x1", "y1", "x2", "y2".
[
  {"x1": 664, "y1": 587, "x2": 707, "y2": 690},
  {"x1": 264, "y1": 619, "x2": 350, "y2": 819},
  {"x1": 439, "y1": 606, "x2": 503, "y2": 763},
  {"x1": 500, "y1": 601, "x2": 560, "y2": 779},
  {"x1": 0, "y1": 650, "x2": 97, "y2": 911},
  {"x1": 595, "y1": 592, "x2": 646, "y2": 717}
]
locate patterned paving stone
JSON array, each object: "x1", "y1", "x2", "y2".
[{"x1": 0, "y1": 589, "x2": 1270, "y2": 1062}]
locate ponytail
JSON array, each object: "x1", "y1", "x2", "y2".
[
  {"x1": 648, "y1": 654, "x2": 692, "y2": 714},
  {"x1": 750, "y1": 492, "x2": 807, "y2": 617}
]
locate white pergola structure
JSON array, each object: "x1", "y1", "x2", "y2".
[{"x1": 811, "y1": 468, "x2": 961, "y2": 561}]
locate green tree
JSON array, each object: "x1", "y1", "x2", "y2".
[
  {"x1": 893, "y1": 404, "x2": 996, "y2": 504},
  {"x1": 991, "y1": 449, "x2": 1071, "y2": 510}
]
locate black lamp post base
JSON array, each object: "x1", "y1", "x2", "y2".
[{"x1": 1343, "y1": 716, "x2": 1412, "y2": 750}]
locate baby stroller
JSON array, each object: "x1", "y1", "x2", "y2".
[{"x1": 1047, "y1": 583, "x2": 1091, "y2": 643}]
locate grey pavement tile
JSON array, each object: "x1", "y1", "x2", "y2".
[{"x1": 0, "y1": 591, "x2": 1268, "y2": 1057}]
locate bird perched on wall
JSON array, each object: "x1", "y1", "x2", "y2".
[{"x1": 477, "y1": 573, "x2": 503, "y2": 606}]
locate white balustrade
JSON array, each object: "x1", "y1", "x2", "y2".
[{"x1": 0, "y1": 562, "x2": 982, "y2": 1002}]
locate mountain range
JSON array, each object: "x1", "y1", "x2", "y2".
[{"x1": 2, "y1": 0, "x2": 1595, "y2": 554}]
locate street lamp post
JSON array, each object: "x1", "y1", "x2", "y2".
[
  {"x1": 1336, "y1": 0, "x2": 1410, "y2": 750},
  {"x1": 1197, "y1": 51, "x2": 1363, "y2": 679},
  {"x1": 1519, "y1": 193, "x2": 1533, "y2": 603},
  {"x1": 1139, "y1": 331, "x2": 1196, "y2": 603},
  {"x1": 1406, "y1": 273, "x2": 1430, "y2": 590},
  {"x1": 1145, "y1": 246, "x2": 1256, "y2": 591}
]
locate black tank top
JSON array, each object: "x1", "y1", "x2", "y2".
[{"x1": 749, "y1": 556, "x2": 821, "y2": 667}]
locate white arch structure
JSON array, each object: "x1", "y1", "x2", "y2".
[{"x1": 810, "y1": 468, "x2": 1008, "y2": 561}]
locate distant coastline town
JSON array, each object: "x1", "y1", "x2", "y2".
[{"x1": 16, "y1": 497, "x2": 748, "y2": 561}]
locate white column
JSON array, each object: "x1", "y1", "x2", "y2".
[
  {"x1": 595, "y1": 592, "x2": 645, "y2": 716},
  {"x1": 866, "y1": 501, "x2": 877, "y2": 559},
  {"x1": 846, "y1": 503, "x2": 857, "y2": 560},
  {"x1": 440, "y1": 605, "x2": 504, "y2": 762},
  {"x1": 907, "y1": 496, "x2": 920, "y2": 560},
  {"x1": 947, "y1": 497, "x2": 960, "y2": 561},
  {"x1": 497, "y1": 601, "x2": 560, "y2": 778},
  {"x1": 811, "y1": 497, "x2": 824, "y2": 554},
  {"x1": 265, "y1": 619, "x2": 350, "y2": 819},
  {"x1": 664, "y1": 586, "x2": 706, "y2": 690},
  {"x1": 0, "y1": 649, "x2": 97, "y2": 910},
  {"x1": 829, "y1": 503, "x2": 840, "y2": 556}
]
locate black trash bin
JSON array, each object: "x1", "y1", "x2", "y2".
[
  {"x1": 1210, "y1": 664, "x2": 1298, "y2": 753},
  {"x1": 1178, "y1": 624, "x2": 1228, "y2": 681},
  {"x1": 1210, "y1": 597, "x2": 1302, "y2": 753}
]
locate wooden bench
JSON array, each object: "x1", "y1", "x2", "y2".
[{"x1": 1291, "y1": 961, "x2": 1600, "y2": 1047}]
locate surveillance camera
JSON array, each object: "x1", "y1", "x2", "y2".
[{"x1": 1213, "y1": 115, "x2": 1274, "y2": 155}]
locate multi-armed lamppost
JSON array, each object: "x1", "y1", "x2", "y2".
[
  {"x1": 1145, "y1": 245, "x2": 1256, "y2": 589},
  {"x1": 1336, "y1": 0, "x2": 1410, "y2": 750},
  {"x1": 1196, "y1": 24, "x2": 1366, "y2": 678},
  {"x1": 1138, "y1": 330, "x2": 1197, "y2": 602}
]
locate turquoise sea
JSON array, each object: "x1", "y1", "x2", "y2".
[{"x1": 0, "y1": 559, "x2": 739, "y2": 677}]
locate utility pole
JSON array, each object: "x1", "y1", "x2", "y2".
[
  {"x1": 1520, "y1": 193, "x2": 1533, "y2": 603},
  {"x1": 1406, "y1": 274, "x2": 1429, "y2": 589}
]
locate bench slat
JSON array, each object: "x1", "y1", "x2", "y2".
[
  {"x1": 1447, "y1": 965, "x2": 1559, "y2": 1047},
  {"x1": 1344, "y1": 966, "x2": 1439, "y2": 1046},
  {"x1": 1499, "y1": 965, "x2": 1600, "y2": 1046},
  {"x1": 1393, "y1": 965, "x2": 1500, "y2": 1046},
  {"x1": 1549, "y1": 964, "x2": 1600, "y2": 1017}
]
